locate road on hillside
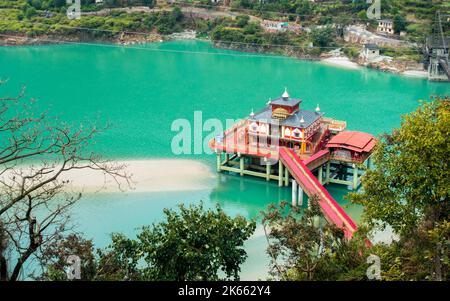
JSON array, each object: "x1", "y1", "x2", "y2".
[{"x1": 81, "y1": 5, "x2": 260, "y2": 22}]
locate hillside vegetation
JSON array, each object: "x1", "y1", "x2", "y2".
[{"x1": 0, "y1": 0, "x2": 448, "y2": 62}]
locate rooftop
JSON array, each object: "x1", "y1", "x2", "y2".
[
  {"x1": 270, "y1": 97, "x2": 302, "y2": 107},
  {"x1": 364, "y1": 43, "x2": 379, "y2": 50},
  {"x1": 270, "y1": 88, "x2": 302, "y2": 107},
  {"x1": 326, "y1": 131, "x2": 376, "y2": 153},
  {"x1": 250, "y1": 106, "x2": 322, "y2": 129}
]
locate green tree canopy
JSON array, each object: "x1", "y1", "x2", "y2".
[
  {"x1": 351, "y1": 97, "x2": 450, "y2": 280},
  {"x1": 40, "y1": 203, "x2": 256, "y2": 281},
  {"x1": 262, "y1": 197, "x2": 369, "y2": 281},
  {"x1": 310, "y1": 26, "x2": 335, "y2": 48}
]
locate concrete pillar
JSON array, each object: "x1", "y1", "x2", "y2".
[
  {"x1": 318, "y1": 166, "x2": 323, "y2": 184},
  {"x1": 326, "y1": 161, "x2": 330, "y2": 184},
  {"x1": 353, "y1": 165, "x2": 358, "y2": 190},
  {"x1": 292, "y1": 180, "x2": 297, "y2": 207},
  {"x1": 278, "y1": 161, "x2": 283, "y2": 187},
  {"x1": 284, "y1": 167, "x2": 289, "y2": 186},
  {"x1": 216, "y1": 152, "x2": 221, "y2": 172},
  {"x1": 225, "y1": 153, "x2": 229, "y2": 163},
  {"x1": 266, "y1": 162, "x2": 271, "y2": 181},
  {"x1": 298, "y1": 186, "x2": 303, "y2": 206},
  {"x1": 239, "y1": 156, "x2": 244, "y2": 176}
]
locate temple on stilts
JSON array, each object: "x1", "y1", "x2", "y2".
[{"x1": 209, "y1": 88, "x2": 377, "y2": 239}]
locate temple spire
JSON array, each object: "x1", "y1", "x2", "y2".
[{"x1": 282, "y1": 87, "x2": 289, "y2": 99}]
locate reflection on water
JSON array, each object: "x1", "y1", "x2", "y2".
[{"x1": 209, "y1": 172, "x2": 363, "y2": 222}]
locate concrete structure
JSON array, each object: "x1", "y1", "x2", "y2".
[
  {"x1": 361, "y1": 43, "x2": 380, "y2": 62},
  {"x1": 344, "y1": 25, "x2": 405, "y2": 47},
  {"x1": 209, "y1": 89, "x2": 377, "y2": 239},
  {"x1": 424, "y1": 12, "x2": 450, "y2": 82},
  {"x1": 377, "y1": 19, "x2": 394, "y2": 35},
  {"x1": 261, "y1": 20, "x2": 302, "y2": 33}
]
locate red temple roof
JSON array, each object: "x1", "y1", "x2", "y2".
[{"x1": 326, "y1": 131, "x2": 376, "y2": 153}]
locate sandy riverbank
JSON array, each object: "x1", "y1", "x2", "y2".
[
  {"x1": 2, "y1": 159, "x2": 217, "y2": 194},
  {"x1": 320, "y1": 56, "x2": 361, "y2": 70},
  {"x1": 65, "y1": 159, "x2": 216, "y2": 193},
  {"x1": 401, "y1": 70, "x2": 428, "y2": 78}
]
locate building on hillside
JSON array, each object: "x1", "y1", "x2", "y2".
[
  {"x1": 361, "y1": 43, "x2": 380, "y2": 61},
  {"x1": 377, "y1": 19, "x2": 394, "y2": 35},
  {"x1": 344, "y1": 25, "x2": 404, "y2": 47},
  {"x1": 261, "y1": 20, "x2": 302, "y2": 33}
]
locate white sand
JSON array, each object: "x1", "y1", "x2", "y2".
[
  {"x1": 401, "y1": 70, "x2": 428, "y2": 78},
  {"x1": 321, "y1": 56, "x2": 360, "y2": 70},
  {"x1": 2, "y1": 159, "x2": 216, "y2": 194},
  {"x1": 64, "y1": 159, "x2": 216, "y2": 193}
]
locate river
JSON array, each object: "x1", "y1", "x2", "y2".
[{"x1": 0, "y1": 40, "x2": 448, "y2": 279}]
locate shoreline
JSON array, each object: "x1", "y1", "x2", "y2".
[
  {"x1": 1, "y1": 159, "x2": 217, "y2": 194},
  {"x1": 65, "y1": 159, "x2": 217, "y2": 194},
  {"x1": 0, "y1": 33, "x2": 428, "y2": 79},
  {"x1": 320, "y1": 56, "x2": 361, "y2": 70}
]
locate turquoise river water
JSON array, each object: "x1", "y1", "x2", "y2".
[{"x1": 0, "y1": 40, "x2": 448, "y2": 279}]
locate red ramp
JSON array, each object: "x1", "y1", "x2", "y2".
[{"x1": 279, "y1": 147, "x2": 357, "y2": 239}]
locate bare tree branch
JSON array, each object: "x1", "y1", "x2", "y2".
[{"x1": 0, "y1": 82, "x2": 132, "y2": 281}]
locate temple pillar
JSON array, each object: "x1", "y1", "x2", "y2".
[
  {"x1": 326, "y1": 161, "x2": 331, "y2": 184},
  {"x1": 278, "y1": 161, "x2": 283, "y2": 187},
  {"x1": 216, "y1": 152, "x2": 221, "y2": 172},
  {"x1": 266, "y1": 162, "x2": 271, "y2": 181},
  {"x1": 284, "y1": 166, "x2": 289, "y2": 186},
  {"x1": 292, "y1": 180, "x2": 297, "y2": 207},
  {"x1": 298, "y1": 186, "x2": 303, "y2": 206},
  {"x1": 239, "y1": 155, "x2": 244, "y2": 176},
  {"x1": 353, "y1": 164, "x2": 358, "y2": 190},
  {"x1": 318, "y1": 166, "x2": 323, "y2": 184}
]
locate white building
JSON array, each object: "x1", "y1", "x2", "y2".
[
  {"x1": 377, "y1": 19, "x2": 394, "y2": 35},
  {"x1": 361, "y1": 43, "x2": 380, "y2": 61}
]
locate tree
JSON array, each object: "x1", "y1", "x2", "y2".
[
  {"x1": 171, "y1": 6, "x2": 183, "y2": 23},
  {"x1": 294, "y1": 0, "x2": 313, "y2": 19},
  {"x1": 24, "y1": 6, "x2": 37, "y2": 19},
  {"x1": 28, "y1": 0, "x2": 42, "y2": 10},
  {"x1": 350, "y1": 97, "x2": 450, "y2": 280},
  {"x1": 136, "y1": 203, "x2": 256, "y2": 280},
  {"x1": 261, "y1": 197, "x2": 369, "y2": 281},
  {"x1": 0, "y1": 82, "x2": 130, "y2": 281},
  {"x1": 39, "y1": 203, "x2": 256, "y2": 281},
  {"x1": 393, "y1": 14, "x2": 407, "y2": 34},
  {"x1": 310, "y1": 26, "x2": 335, "y2": 48},
  {"x1": 142, "y1": 0, "x2": 155, "y2": 8},
  {"x1": 37, "y1": 234, "x2": 97, "y2": 281},
  {"x1": 236, "y1": 15, "x2": 250, "y2": 28}
]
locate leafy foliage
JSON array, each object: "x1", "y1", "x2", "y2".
[
  {"x1": 350, "y1": 97, "x2": 450, "y2": 280},
  {"x1": 40, "y1": 203, "x2": 256, "y2": 281},
  {"x1": 262, "y1": 197, "x2": 370, "y2": 281}
]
